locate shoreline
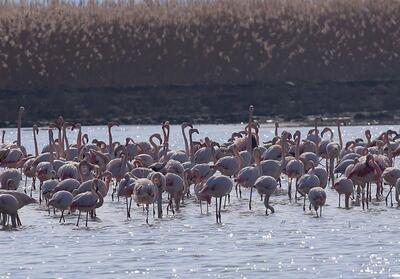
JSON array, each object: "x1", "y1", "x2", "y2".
[{"x1": 1, "y1": 79, "x2": 400, "y2": 128}]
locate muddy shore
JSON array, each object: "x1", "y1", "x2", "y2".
[{"x1": 1, "y1": 79, "x2": 400, "y2": 128}]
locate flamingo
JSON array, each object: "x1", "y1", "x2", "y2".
[
  {"x1": 306, "y1": 117, "x2": 322, "y2": 144},
  {"x1": 212, "y1": 144, "x2": 241, "y2": 177},
  {"x1": 23, "y1": 125, "x2": 39, "y2": 194},
  {"x1": 0, "y1": 194, "x2": 19, "y2": 228},
  {"x1": 381, "y1": 167, "x2": 400, "y2": 207},
  {"x1": 132, "y1": 173, "x2": 163, "y2": 223},
  {"x1": 199, "y1": 175, "x2": 233, "y2": 223},
  {"x1": 193, "y1": 137, "x2": 214, "y2": 164},
  {"x1": 286, "y1": 131, "x2": 305, "y2": 200},
  {"x1": 0, "y1": 169, "x2": 21, "y2": 190},
  {"x1": 235, "y1": 148, "x2": 261, "y2": 210},
  {"x1": 53, "y1": 178, "x2": 81, "y2": 194},
  {"x1": 258, "y1": 131, "x2": 288, "y2": 186},
  {"x1": 181, "y1": 122, "x2": 193, "y2": 158},
  {"x1": 118, "y1": 174, "x2": 136, "y2": 219},
  {"x1": 70, "y1": 179, "x2": 104, "y2": 227},
  {"x1": 48, "y1": 190, "x2": 73, "y2": 223},
  {"x1": 164, "y1": 173, "x2": 184, "y2": 214},
  {"x1": 254, "y1": 176, "x2": 277, "y2": 215},
  {"x1": 147, "y1": 172, "x2": 166, "y2": 218},
  {"x1": 333, "y1": 177, "x2": 354, "y2": 208},
  {"x1": 312, "y1": 166, "x2": 328, "y2": 189},
  {"x1": 57, "y1": 163, "x2": 79, "y2": 181},
  {"x1": 347, "y1": 154, "x2": 382, "y2": 209},
  {"x1": 0, "y1": 189, "x2": 36, "y2": 226},
  {"x1": 42, "y1": 175, "x2": 59, "y2": 202},
  {"x1": 106, "y1": 145, "x2": 129, "y2": 201},
  {"x1": 308, "y1": 187, "x2": 326, "y2": 217},
  {"x1": 298, "y1": 162, "x2": 320, "y2": 211},
  {"x1": 73, "y1": 172, "x2": 111, "y2": 198},
  {"x1": 107, "y1": 121, "x2": 119, "y2": 156}
]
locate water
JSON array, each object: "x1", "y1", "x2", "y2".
[{"x1": 1, "y1": 124, "x2": 400, "y2": 278}]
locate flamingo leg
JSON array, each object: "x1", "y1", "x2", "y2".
[
  {"x1": 338, "y1": 193, "x2": 341, "y2": 208},
  {"x1": 111, "y1": 181, "x2": 116, "y2": 202},
  {"x1": 168, "y1": 196, "x2": 175, "y2": 215},
  {"x1": 264, "y1": 195, "x2": 269, "y2": 215},
  {"x1": 11, "y1": 214, "x2": 17, "y2": 228},
  {"x1": 215, "y1": 197, "x2": 218, "y2": 223},
  {"x1": 39, "y1": 181, "x2": 42, "y2": 204},
  {"x1": 157, "y1": 190, "x2": 162, "y2": 219},
  {"x1": 218, "y1": 196, "x2": 222, "y2": 223},
  {"x1": 361, "y1": 186, "x2": 365, "y2": 210},
  {"x1": 16, "y1": 213, "x2": 22, "y2": 226},
  {"x1": 391, "y1": 188, "x2": 394, "y2": 207},
  {"x1": 288, "y1": 178, "x2": 292, "y2": 201},
  {"x1": 146, "y1": 204, "x2": 149, "y2": 224},
  {"x1": 249, "y1": 186, "x2": 253, "y2": 210},
  {"x1": 125, "y1": 197, "x2": 130, "y2": 219},
  {"x1": 24, "y1": 176, "x2": 27, "y2": 194},
  {"x1": 129, "y1": 197, "x2": 133, "y2": 217},
  {"x1": 303, "y1": 195, "x2": 306, "y2": 211},
  {"x1": 85, "y1": 211, "x2": 89, "y2": 227},
  {"x1": 59, "y1": 210, "x2": 64, "y2": 223},
  {"x1": 76, "y1": 211, "x2": 81, "y2": 226},
  {"x1": 1, "y1": 213, "x2": 6, "y2": 226}
]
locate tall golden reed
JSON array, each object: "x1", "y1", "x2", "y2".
[{"x1": 0, "y1": 0, "x2": 399, "y2": 90}]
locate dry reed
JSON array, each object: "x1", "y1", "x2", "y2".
[{"x1": 0, "y1": 0, "x2": 399, "y2": 90}]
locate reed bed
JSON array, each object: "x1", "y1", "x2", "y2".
[{"x1": 0, "y1": 0, "x2": 399, "y2": 90}]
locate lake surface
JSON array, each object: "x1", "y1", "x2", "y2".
[{"x1": 1, "y1": 124, "x2": 400, "y2": 278}]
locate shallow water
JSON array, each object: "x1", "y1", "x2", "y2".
[{"x1": 1, "y1": 124, "x2": 400, "y2": 278}]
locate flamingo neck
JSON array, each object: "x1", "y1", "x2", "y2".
[
  {"x1": 33, "y1": 129, "x2": 38, "y2": 157},
  {"x1": 182, "y1": 126, "x2": 189, "y2": 157}
]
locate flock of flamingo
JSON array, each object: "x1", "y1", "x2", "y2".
[{"x1": 0, "y1": 105, "x2": 399, "y2": 228}]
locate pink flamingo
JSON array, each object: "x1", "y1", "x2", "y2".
[
  {"x1": 308, "y1": 187, "x2": 326, "y2": 217},
  {"x1": 199, "y1": 175, "x2": 233, "y2": 223},
  {"x1": 333, "y1": 177, "x2": 354, "y2": 208},
  {"x1": 165, "y1": 173, "x2": 184, "y2": 214},
  {"x1": 70, "y1": 179, "x2": 104, "y2": 227},
  {"x1": 254, "y1": 176, "x2": 277, "y2": 215},
  {"x1": 118, "y1": 174, "x2": 136, "y2": 219},
  {"x1": 347, "y1": 154, "x2": 382, "y2": 210},
  {"x1": 0, "y1": 188, "x2": 36, "y2": 226},
  {"x1": 298, "y1": 162, "x2": 320, "y2": 211},
  {"x1": 23, "y1": 125, "x2": 39, "y2": 194},
  {"x1": 0, "y1": 169, "x2": 21, "y2": 190},
  {"x1": 48, "y1": 190, "x2": 73, "y2": 223},
  {"x1": 132, "y1": 173, "x2": 163, "y2": 223},
  {"x1": 0, "y1": 194, "x2": 19, "y2": 228},
  {"x1": 106, "y1": 145, "x2": 129, "y2": 201},
  {"x1": 285, "y1": 131, "x2": 305, "y2": 200}
]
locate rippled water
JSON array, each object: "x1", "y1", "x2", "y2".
[{"x1": 1, "y1": 124, "x2": 400, "y2": 278}]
